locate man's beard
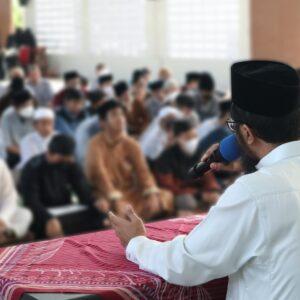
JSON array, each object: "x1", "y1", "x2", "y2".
[{"x1": 236, "y1": 130, "x2": 260, "y2": 174}]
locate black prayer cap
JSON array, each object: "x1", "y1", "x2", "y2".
[
  {"x1": 63, "y1": 88, "x2": 83, "y2": 102},
  {"x1": 98, "y1": 74, "x2": 114, "y2": 84},
  {"x1": 48, "y1": 134, "x2": 75, "y2": 156},
  {"x1": 114, "y1": 81, "x2": 129, "y2": 97},
  {"x1": 176, "y1": 94, "x2": 196, "y2": 109},
  {"x1": 12, "y1": 89, "x2": 32, "y2": 106},
  {"x1": 199, "y1": 72, "x2": 215, "y2": 91},
  {"x1": 231, "y1": 60, "x2": 300, "y2": 117},
  {"x1": 87, "y1": 90, "x2": 106, "y2": 104},
  {"x1": 64, "y1": 71, "x2": 79, "y2": 82},
  {"x1": 97, "y1": 99, "x2": 125, "y2": 120},
  {"x1": 149, "y1": 80, "x2": 164, "y2": 91},
  {"x1": 173, "y1": 119, "x2": 195, "y2": 136},
  {"x1": 186, "y1": 72, "x2": 201, "y2": 83}
]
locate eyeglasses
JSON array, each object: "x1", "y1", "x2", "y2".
[{"x1": 226, "y1": 118, "x2": 240, "y2": 133}]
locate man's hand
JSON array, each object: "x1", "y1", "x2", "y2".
[
  {"x1": 109, "y1": 205, "x2": 146, "y2": 247},
  {"x1": 0, "y1": 219, "x2": 7, "y2": 233},
  {"x1": 144, "y1": 194, "x2": 161, "y2": 219},
  {"x1": 46, "y1": 218, "x2": 64, "y2": 238},
  {"x1": 94, "y1": 198, "x2": 110, "y2": 213}
]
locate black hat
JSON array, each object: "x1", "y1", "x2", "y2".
[
  {"x1": 97, "y1": 100, "x2": 125, "y2": 120},
  {"x1": 199, "y1": 72, "x2": 215, "y2": 91},
  {"x1": 186, "y1": 72, "x2": 201, "y2": 83},
  {"x1": 231, "y1": 60, "x2": 300, "y2": 117},
  {"x1": 64, "y1": 71, "x2": 79, "y2": 82},
  {"x1": 173, "y1": 119, "x2": 195, "y2": 136},
  {"x1": 149, "y1": 80, "x2": 164, "y2": 91},
  {"x1": 114, "y1": 81, "x2": 129, "y2": 97},
  {"x1": 98, "y1": 74, "x2": 114, "y2": 84},
  {"x1": 12, "y1": 89, "x2": 32, "y2": 106},
  {"x1": 176, "y1": 94, "x2": 195, "y2": 109},
  {"x1": 48, "y1": 134, "x2": 75, "y2": 156},
  {"x1": 87, "y1": 90, "x2": 106, "y2": 104},
  {"x1": 63, "y1": 88, "x2": 83, "y2": 102}
]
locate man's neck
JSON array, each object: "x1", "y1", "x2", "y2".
[{"x1": 103, "y1": 129, "x2": 124, "y2": 145}]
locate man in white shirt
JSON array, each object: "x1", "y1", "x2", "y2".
[
  {"x1": 0, "y1": 159, "x2": 32, "y2": 244},
  {"x1": 109, "y1": 60, "x2": 300, "y2": 299},
  {"x1": 19, "y1": 107, "x2": 56, "y2": 169}
]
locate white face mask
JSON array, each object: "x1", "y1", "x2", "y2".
[
  {"x1": 164, "y1": 91, "x2": 179, "y2": 103},
  {"x1": 18, "y1": 106, "x2": 34, "y2": 119},
  {"x1": 180, "y1": 137, "x2": 199, "y2": 156},
  {"x1": 102, "y1": 86, "x2": 114, "y2": 97}
]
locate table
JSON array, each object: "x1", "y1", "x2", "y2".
[{"x1": 0, "y1": 215, "x2": 228, "y2": 300}]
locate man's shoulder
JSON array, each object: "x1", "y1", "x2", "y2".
[{"x1": 23, "y1": 154, "x2": 45, "y2": 170}]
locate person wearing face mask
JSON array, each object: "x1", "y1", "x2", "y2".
[
  {"x1": 19, "y1": 134, "x2": 107, "y2": 240},
  {"x1": 1, "y1": 89, "x2": 35, "y2": 169},
  {"x1": 154, "y1": 119, "x2": 220, "y2": 216},
  {"x1": 52, "y1": 71, "x2": 82, "y2": 107},
  {"x1": 98, "y1": 74, "x2": 114, "y2": 98},
  {"x1": 55, "y1": 88, "x2": 89, "y2": 137},
  {"x1": 19, "y1": 108, "x2": 56, "y2": 169}
]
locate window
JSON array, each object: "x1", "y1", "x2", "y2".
[
  {"x1": 34, "y1": 0, "x2": 82, "y2": 54},
  {"x1": 167, "y1": 0, "x2": 240, "y2": 59},
  {"x1": 88, "y1": 0, "x2": 146, "y2": 56}
]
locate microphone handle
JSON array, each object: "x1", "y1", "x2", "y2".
[{"x1": 190, "y1": 160, "x2": 212, "y2": 177}]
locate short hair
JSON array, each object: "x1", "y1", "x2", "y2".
[
  {"x1": 231, "y1": 103, "x2": 300, "y2": 144},
  {"x1": 97, "y1": 100, "x2": 125, "y2": 120},
  {"x1": 63, "y1": 88, "x2": 83, "y2": 102},
  {"x1": 199, "y1": 72, "x2": 215, "y2": 91},
  {"x1": 9, "y1": 77, "x2": 24, "y2": 92},
  {"x1": 176, "y1": 94, "x2": 195, "y2": 109},
  {"x1": 114, "y1": 81, "x2": 129, "y2": 97},
  {"x1": 64, "y1": 71, "x2": 79, "y2": 82},
  {"x1": 48, "y1": 134, "x2": 75, "y2": 156},
  {"x1": 12, "y1": 89, "x2": 32, "y2": 106},
  {"x1": 87, "y1": 90, "x2": 106, "y2": 104},
  {"x1": 172, "y1": 119, "x2": 195, "y2": 136},
  {"x1": 131, "y1": 69, "x2": 144, "y2": 84}
]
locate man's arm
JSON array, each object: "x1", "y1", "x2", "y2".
[{"x1": 125, "y1": 180, "x2": 264, "y2": 286}]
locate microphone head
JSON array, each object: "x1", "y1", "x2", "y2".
[{"x1": 219, "y1": 134, "x2": 241, "y2": 162}]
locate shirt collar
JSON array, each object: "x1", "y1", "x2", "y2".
[{"x1": 256, "y1": 140, "x2": 300, "y2": 169}]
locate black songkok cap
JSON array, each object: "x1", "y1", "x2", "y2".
[
  {"x1": 114, "y1": 81, "x2": 129, "y2": 97},
  {"x1": 48, "y1": 134, "x2": 75, "y2": 156},
  {"x1": 64, "y1": 71, "x2": 79, "y2": 82},
  {"x1": 231, "y1": 60, "x2": 300, "y2": 117},
  {"x1": 97, "y1": 100, "x2": 125, "y2": 120},
  {"x1": 12, "y1": 89, "x2": 32, "y2": 106},
  {"x1": 186, "y1": 72, "x2": 201, "y2": 83},
  {"x1": 98, "y1": 74, "x2": 114, "y2": 84},
  {"x1": 148, "y1": 80, "x2": 164, "y2": 91}
]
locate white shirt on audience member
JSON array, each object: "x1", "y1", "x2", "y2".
[
  {"x1": 19, "y1": 131, "x2": 55, "y2": 168},
  {"x1": 197, "y1": 116, "x2": 219, "y2": 141},
  {"x1": 0, "y1": 160, "x2": 32, "y2": 237},
  {"x1": 126, "y1": 140, "x2": 300, "y2": 300}
]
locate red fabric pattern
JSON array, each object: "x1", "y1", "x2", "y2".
[{"x1": 0, "y1": 215, "x2": 228, "y2": 300}]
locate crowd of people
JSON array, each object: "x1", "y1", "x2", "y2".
[{"x1": 0, "y1": 63, "x2": 241, "y2": 245}]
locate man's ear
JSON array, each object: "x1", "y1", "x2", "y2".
[{"x1": 239, "y1": 124, "x2": 255, "y2": 145}]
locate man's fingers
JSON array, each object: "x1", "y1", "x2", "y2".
[
  {"x1": 108, "y1": 211, "x2": 125, "y2": 226},
  {"x1": 201, "y1": 143, "x2": 219, "y2": 162},
  {"x1": 126, "y1": 205, "x2": 139, "y2": 222}
]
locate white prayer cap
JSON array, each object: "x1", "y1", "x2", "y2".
[{"x1": 33, "y1": 108, "x2": 55, "y2": 121}]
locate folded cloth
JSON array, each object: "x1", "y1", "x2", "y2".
[{"x1": 0, "y1": 215, "x2": 228, "y2": 300}]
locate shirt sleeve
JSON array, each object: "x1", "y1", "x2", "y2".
[
  {"x1": 126, "y1": 179, "x2": 264, "y2": 286},
  {"x1": 1, "y1": 112, "x2": 14, "y2": 148},
  {"x1": 0, "y1": 160, "x2": 18, "y2": 225}
]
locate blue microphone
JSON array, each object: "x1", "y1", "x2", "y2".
[{"x1": 188, "y1": 134, "x2": 241, "y2": 179}]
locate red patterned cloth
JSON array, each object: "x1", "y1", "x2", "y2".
[{"x1": 0, "y1": 215, "x2": 228, "y2": 300}]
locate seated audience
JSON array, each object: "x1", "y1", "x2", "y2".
[
  {"x1": 1, "y1": 90, "x2": 35, "y2": 168},
  {"x1": 197, "y1": 99, "x2": 231, "y2": 155},
  {"x1": 0, "y1": 159, "x2": 32, "y2": 244},
  {"x1": 86, "y1": 100, "x2": 173, "y2": 219},
  {"x1": 55, "y1": 88, "x2": 88, "y2": 137},
  {"x1": 19, "y1": 134, "x2": 106, "y2": 239},
  {"x1": 146, "y1": 80, "x2": 165, "y2": 119},
  {"x1": 19, "y1": 108, "x2": 56, "y2": 168},
  {"x1": 26, "y1": 64, "x2": 53, "y2": 107},
  {"x1": 139, "y1": 106, "x2": 182, "y2": 163},
  {"x1": 53, "y1": 71, "x2": 81, "y2": 107},
  {"x1": 98, "y1": 74, "x2": 114, "y2": 98},
  {"x1": 175, "y1": 94, "x2": 199, "y2": 124},
  {"x1": 184, "y1": 72, "x2": 201, "y2": 97},
  {"x1": 196, "y1": 72, "x2": 220, "y2": 120},
  {"x1": 87, "y1": 90, "x2": 107, "y2": 116},
  {"x1": 155, "y1": 119, "x2": 220, "y2": 216}
]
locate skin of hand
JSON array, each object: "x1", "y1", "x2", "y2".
[
  {"x1": 46, "y1": 218, "x2": 64, "y2": 238},
  {"x1": 109, "y1": 205, "x2": 146, "y2": 247},
  {"x1": 143, "y1": 193, "x2": 161, "y2": 219},
  {"x1": 94, "y1": 198, "x2": 110, "y2": 213}
]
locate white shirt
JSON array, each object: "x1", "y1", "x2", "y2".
[
  {"x1": 19, "y1": 131, "x2": 55, "y2": 168},
  {"x1": 126, "y1": 140, "x2": 300, "y2": 299},
  {"x1": 197, "y1": 116, "x2": 219, "y2": 141}
]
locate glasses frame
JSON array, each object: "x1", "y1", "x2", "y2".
[{"x1": 226, "y1": 118, "x2": 241, "y2": 133}]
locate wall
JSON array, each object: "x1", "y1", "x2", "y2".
[
  {"x1": 251, "y1": 0, "x2": 300, "y2": 68},
  {"x1": 25, "y1": 0, "x2": 251, "y2": 90},
  {"x1": 0, "y1": 0, "x2": 12, "y2": 48}
]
